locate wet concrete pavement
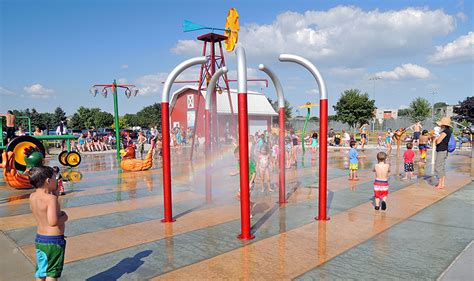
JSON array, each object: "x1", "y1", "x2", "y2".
[{"x1": 0, "y1": 146, "x2": 472, "y2": 280}]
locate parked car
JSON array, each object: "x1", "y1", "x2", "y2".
[
  {"x1": 120, "y1": 129, "x2": 138, "y2": 139},
  {"x1": 70, "y1": 129, "x2": 83, "y2": 137},
  {"x1": 97, "y1": 128, "x2": 115, "y2": 137}
]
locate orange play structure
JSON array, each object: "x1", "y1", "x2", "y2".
[
  {"x1": 120, "y1": 147, "x2": 154, "y2": 171},
  {"x1": 0, "y1": 151, "x2": 32, "y2": 189}
]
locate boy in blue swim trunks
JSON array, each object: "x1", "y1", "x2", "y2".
[{"x1": 29, "y1": 166, "x2": 68, "y2": 280}]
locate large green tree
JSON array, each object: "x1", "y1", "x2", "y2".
[
  {"x1": 408, "y1": 97, "x2": 431, "y2": 123},
  {"x1": 69, "y1": 107, "x2": 114, "y2": 129},
  {"x1": 333, "y1": 89, "x2": 375, "y2": 128},
  {"x1": 267, "y1": 97, "x2": 293, "y2": 128},
  {"x1": 122, "y1": 103, "x2": 162, "y2": 128},
  {"x1": 53, "y1": 107, "x2": 66, "y2": 125},
  {"x1": 136, "y1": 103, "x2": 162, "y2": 128}
]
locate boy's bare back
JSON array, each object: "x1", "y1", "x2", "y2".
[
  {"x1": 6, "y1": 112, "x2": 15, "y2": 127},
  {"x1": 30, "y1": 191, "x2": 67, "y2": 236},
  {"x1": 419, "y1": 135, "x2": 429, "y2": 145},
  {"x1": 374, "y1": 162, "x2": 390, "y2": 181}
]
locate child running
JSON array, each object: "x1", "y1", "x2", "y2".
[
  {"x1": 349, "y1": 141, "x2": 359, "y2": 181},
  {"x1": 403, "y1": 142, "x2": 415, "y2": 180},
  {"x1": 373, "y1": 152, "x2": 390, "y2": 210},
  {"x1": 418, "y1": 130, "x2": 429, "y2": 163},
  {"x1": 230, "y1": 146, "x2": 257, "y2": 218},
  {"x1": 29, "y1": 166, "x2": 68, "y2": 280}
]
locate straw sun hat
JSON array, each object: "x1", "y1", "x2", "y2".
[{"x1": 436, "y1": 117, "x2": 452, "y2": 127}]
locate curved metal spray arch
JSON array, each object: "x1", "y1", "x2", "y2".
[
  {"x1": 161, "y1": 56, "x2": 209, "y2": 222},
  {"x1": 279, "y1": 54, "x2": 329, "y2": 221}
]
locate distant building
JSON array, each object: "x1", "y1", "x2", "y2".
[
  {"x1": 375, "y1": 108, "x2": 398, "y2": 120},
  {"x1": 435, "y1": 105, "x2": 454, "y2": 118},
  {"x1": 169, "y1": 86, "x2": 277, "y2": 137}
]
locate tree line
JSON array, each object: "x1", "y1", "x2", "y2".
[{"x1": 2, "y1": 103, "x2": 162, "y2": 132}]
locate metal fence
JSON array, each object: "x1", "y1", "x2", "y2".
[{"x1": 289, "y1": 116, "x2": 468, "y2": 134}]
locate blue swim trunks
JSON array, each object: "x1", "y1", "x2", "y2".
[{"x1": 35, "y1": 234, "x2": 66, "y2": 278}]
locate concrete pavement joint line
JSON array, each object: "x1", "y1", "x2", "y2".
[
  {"x1": 0, "y1": 164, "x2": 355, "y2": 230},
  {"x1": 151, "y1": 174, "x2": 470, "y2": 279},
  {"x1": 0, "y1": 191, "x2": 202, "y2": 232},
  {"x1": 295, "y1": 182, "x2": 474, "y2": 280},
  {"x1": 437, "y1": 240, "x2": 474, "y2": 281},
  {"x1": 15, "y1": 173, "x2": 392, "y2": 262},
  {"x1": 58, "y1": 173, "x2": 465, "y2": 279}
]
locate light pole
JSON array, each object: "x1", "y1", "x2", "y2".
[
  {"x1": 90, "y1": 80, "x2": 139, "y2": 161},
  {"x1": 428, "y1": 91, "x2": 437, "y2": 120},
  {"x1": 369, "y1": 76, "x2": 381, "y2": 131}
]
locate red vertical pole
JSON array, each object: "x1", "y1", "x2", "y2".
[
  {"x1": 161, "y1": 103, "x2": 175, "y2": 222},
  {"x1": 205, "y1": 109, "x2": 212, "y2": 203},
  {"x1": 237, "y1": 93, "x2": 254, "y2": 240},
  {"x1": 317, "y1": 99, "x2": 328, "y2": 220},
  {"x1": 278, "y1": 107, "x2": 286, "y2": 205}
]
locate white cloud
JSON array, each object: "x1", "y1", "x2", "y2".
[
  {"x1": 171, "y1": 40, "x2": 202, "y2": 56},
  {"x1": 306, "y1": 89, "x2": 319, "y2": 95},
  {"x1": 172, "y1": 6, "x2": 455, "y2": 66},
  {"x1": 134, "y1": 67, "x2": 201, "y2": 96},
  {"x1": 375, "y1": 64, "x2": 431, "y2": 80},
  {"x1": 135, "y1": 67, "x2": 269, "y2": 96},
  {"x1": 23, "y1": 84, "x2": 54, "y2": 99},
  {"x1": 117, "y1": 78, "x2": 128, "y2": 84},
  {"x1": 456, "y1": 12, "x2": 467, "y2": 22},
  {"x1": 0, "y1": 86, "x2": 16, "y2": 96},
  {"x1": 135, "y1": 72, "x2": 169, "y2": 96},
  {"x1": 121, "y1": 64, "x2": 129, "y2": 69},
  {"x1": 429, "y1": 32, "x2": 474, "y2": 64},
  {"x1": 329, "y1": 67, "x2": 365, "y2": 77}
]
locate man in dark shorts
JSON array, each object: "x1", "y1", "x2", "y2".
[{"x1": 1, "y1": 110, "x2": 16, "y2": 143}]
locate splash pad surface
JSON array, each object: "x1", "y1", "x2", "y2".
[{"x1": 0, "y1": 147, "x2": 472, "y2": 280}]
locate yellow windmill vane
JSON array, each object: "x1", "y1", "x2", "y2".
[{"x1": 224, "y1": 8, "x2": 240, "y2": 52}]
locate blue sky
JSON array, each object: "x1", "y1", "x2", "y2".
[{"x1": 0, "y1": 0, "x2": 472, "y2": 117}]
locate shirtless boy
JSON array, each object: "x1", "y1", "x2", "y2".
[
  {"x1": 373, "y1": 152, "x2": 390, "y2": 210},
  {"x1": 1, "y1": 110, "x2": 16, "y2": 142},
  {"x1": 29, "y1": 166, "x2": 68, "y2": 280}
]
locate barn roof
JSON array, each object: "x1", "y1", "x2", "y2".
[{"x1": 170, "y1": 85, "x2": 278, "y2": 116}]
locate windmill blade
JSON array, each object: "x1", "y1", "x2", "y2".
[{"x1": 183, "y1": 20, "x2": 208, "y2": 32}]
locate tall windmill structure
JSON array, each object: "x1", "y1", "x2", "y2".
[{"x1": 182, "y1": 9, "x2": 240, "y2": 159}]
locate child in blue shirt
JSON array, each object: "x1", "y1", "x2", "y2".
[{"x1": 349, "y1": 140, "x2": 359, "y2": 181}]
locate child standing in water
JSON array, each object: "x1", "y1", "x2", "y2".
[
  {"x1": 385, "y1": 128, "x2": 393, "y2": 155},
  {"x1": 311, "y1": 132, "x2": 318, "y2": 160},
  {"x1": 373, "y1": 152, "x2": 390, "y2": 210},
  {"x1": 271, "y1": 142, "x2": 279, "y2": 171},
  {"x1": 29, "y1": 166, "x2": 68, "y2": 280},
  {"x1": 230, "y1": 146, "x2": 257, "y2": 218},
  {"x1": 402, "y1": 142, "x2": 415, "y2": 180},
  {"x1": 52, "y1": 166, "x2": 65, "y2": 196},
  {"x1": 349, "y1": 141, "x2": 359, "y2": 181},
  {"x1": 418, "y1": 130, "x2": 429, "y2": 163},
  {"x1": 257, "y1": 145, "x2": 273, "y2": 192}
]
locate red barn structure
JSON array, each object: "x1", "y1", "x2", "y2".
[{"x1": 170, "y1": 85, "x2": 277, "y2": 140}]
